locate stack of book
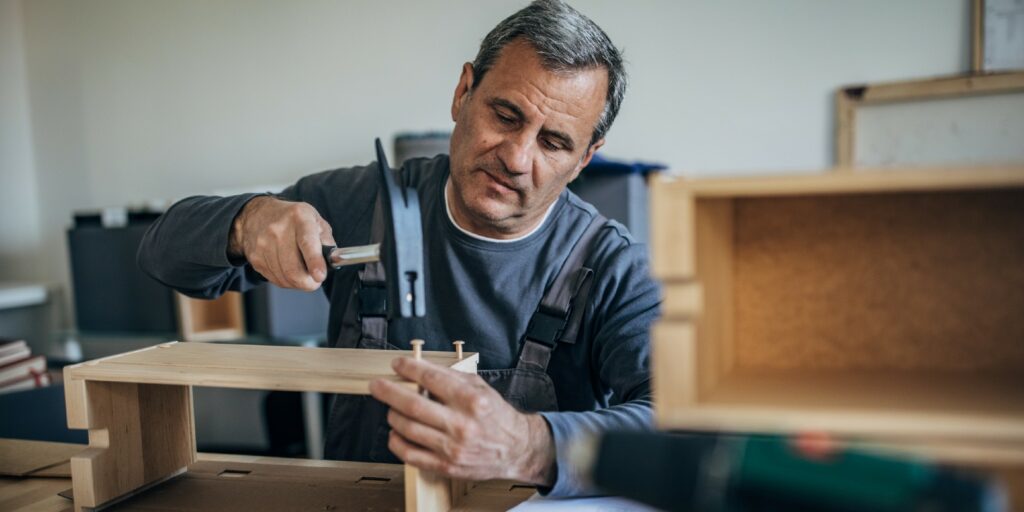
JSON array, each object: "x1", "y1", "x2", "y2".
[{"x1": 0, "y1": 339, "x2": 49, "y2": 394}]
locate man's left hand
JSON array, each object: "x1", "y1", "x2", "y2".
[{"x1": 368, "y1": 357, "x2": 556, "y2": 485}]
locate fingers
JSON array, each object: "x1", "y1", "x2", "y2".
[
  {"x1": 296, "y1": 213, "x2": 332, "y2": 285},
  {"x1": 318, "y1": 216, "x2": 336, "y2": 247},
  {"x1": 294, "y1": 232, "x2": 325, "y2": 287},
  {"x1": 369, "y1": 378, "x2": 455, "y2": 434},
  {"x1": 277, "y1": 237, "x2": 319, "y2": 290},
  {"x1": 390, "y1": 357, "x2": 486, "y2": 409},
  {"x1": 387, "y1": 409, "x2": 453, "y2": 459},
  {"x1": 388, "y1": 431, "x2": 459, "y2": 477},
  {"x1": 241, "y1": 199, "x2": 332, "y2": 291}
]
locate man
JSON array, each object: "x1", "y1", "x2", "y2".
[{"x1": 139, "y1": 0, "x2": 659, "y2": 496}]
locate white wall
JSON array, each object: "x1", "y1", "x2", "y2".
[
  {"x1": 3, "y1": 0, "x2": 972, "y2": 327},
  {"x1": 0, "y1": 0, "x2": 42, "y2": 281}
]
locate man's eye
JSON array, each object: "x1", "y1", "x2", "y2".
[
  {"x1": 496, "y1": 113, "x2": 515, "y2": 125},
  {"x1": 541, "y1": 138, "x2": 563, "y2": 151}
]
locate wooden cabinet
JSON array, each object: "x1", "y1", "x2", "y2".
[
  {"x1": 63, "y1": 342, "x2": 486, "y2": 512},
  {"x1": 651, "y1": 166, "x2": 1024, "y2": 500}
]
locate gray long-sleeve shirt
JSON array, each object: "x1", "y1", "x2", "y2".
[{"x1": 137, "y1": 154, "x2": 661, "y2": 496}]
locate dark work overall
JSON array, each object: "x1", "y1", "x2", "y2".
[{"x1": 323, "y1": 197, "x2": 607, "y2": 463}]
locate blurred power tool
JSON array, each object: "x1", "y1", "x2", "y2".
[
  {"x1": 321, "y1": 138, "x2": 425, "y2": 319},
  {"x1": 570, "y1": 430, "x2": 1006, "y2": 512}
]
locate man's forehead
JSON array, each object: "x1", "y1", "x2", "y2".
[{"x1": 480, "y1": 41, "x2": 608, "y2": 140}]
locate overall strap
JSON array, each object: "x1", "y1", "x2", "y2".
[
  {"x1": 517, "y1": 213, "x2": 607, "y2": 373},
  {"x1": 357, "y1": 195, "x2": 388, "y2": 343}
]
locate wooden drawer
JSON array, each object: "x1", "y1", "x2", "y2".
[{"x1": 651, "y1": 166, "x2": 1024, "y2": 456}]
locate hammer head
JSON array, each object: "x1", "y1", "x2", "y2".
[{"x1": 375, "y1": 138, "x2": 426, "y2": 318}]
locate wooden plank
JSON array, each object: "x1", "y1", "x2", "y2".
[
  {"x1": 660, "y1": 280, "x2": 702, "y2": 320},
  {"x1": 650, "y1": 174, "x2": 696, "y2": 280},
  {"x1": 405, "y1": 465, "x2": 452, "y2": 512},
  {"x1": 66, "y1": 342, "x2": 480, "y2": 395},
  {"x1": 68, "y1": 382, "x2": 195, "y2": 511},
  {"x1": 835, "y1": 88, "x2": 856, "y2": 167},
  {"x1": 658, "y1": 368, "x2": 1024, "y2": 444},
  {"x1": 78, "y1": 457, "x2": 527, "y2": 512},
  {"x1": 652, "y1": 321, "x2": 697, "y2": 426},
  {"x1": 662, "y1": 165, "x2": 1024, "y2": 198},
  {"x1": 403, "y1": 347, "x2": 479, "y2": 512},
  {"x1": 0, "y1": 476, "x2": 70, "y2": 512},
  {"x1": 973, "y1": 0, "x2": 985, "y2": 73},
  {"x1": 0, "y1": 439, "x2": 84, "y2": 477},
  {"x1": 844, "y1": 72, "x2": 1024, "y2": 105},
  {"x1": 694, "y1": 198, "x2": 734, "y2": 397}
]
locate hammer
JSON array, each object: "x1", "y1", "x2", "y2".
[{"x1": 320, "y1": 138, "x2": 426, "y2": 319}]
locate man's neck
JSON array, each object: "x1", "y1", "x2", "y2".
[{"x1": 444, "y1": 179, "x2": 556, "y2": 242}]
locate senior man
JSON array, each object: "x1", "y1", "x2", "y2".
[{"x1": 139, "y1": 0, "x2": 659, "y2": 496}]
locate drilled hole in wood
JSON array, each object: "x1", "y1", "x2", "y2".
[
  {"x1": 356, "y1": 476, "x2": 391, "y2": 485},
  {"x1": 217, "y1": 469, "x2": 251, "y2": 478}
]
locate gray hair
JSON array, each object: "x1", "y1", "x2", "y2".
[{"x1": 471, "y1": 0, "x2": 627, "y2": 147}]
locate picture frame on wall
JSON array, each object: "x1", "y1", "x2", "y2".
[{"x1": 973, "y1": 0, "x2": 1024, "y2": 72}]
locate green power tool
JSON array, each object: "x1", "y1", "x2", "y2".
[{"x1": 570, "y1": 430, "x2": 1006, "y2": 512}]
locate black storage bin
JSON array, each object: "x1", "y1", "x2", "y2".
[{"x1": 67, "y1": 211, "x2": 176, "y2": 333}]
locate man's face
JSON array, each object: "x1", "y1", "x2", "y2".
[{"x1": 447, "y1": 39, "x2": 608, "y2": 238}]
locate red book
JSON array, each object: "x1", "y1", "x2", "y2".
[
  {"x1": 0, "y1": 354, "x2": 46, "y2": 385},
  {"x1": 0, "y1": 339, "x2": 30, "y2": 367}
]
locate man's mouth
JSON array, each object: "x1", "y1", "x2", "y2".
[{"x1": 481, "y1": 169, "x2": 518, "y2": 195}]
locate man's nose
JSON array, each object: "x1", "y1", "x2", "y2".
[{"x1": 496, "y1": 133, "x2": 534, "y2": 176}]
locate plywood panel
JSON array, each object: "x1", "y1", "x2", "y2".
[
  {"x1": 68, "y1": 382, "x2": 194, "y2": 510},
  {"x1": 732, "y1": 189, "x2": 1024, "y2": 371},
  {"x1": 652, "y1": 321, "x2": 697, "y2": 426},
  {"x1": 66, "y1": 342, "x2": 479, "y2": 394},
  {"x1": 679, "y1": 166, "x2": 1024, "y2": 198}
]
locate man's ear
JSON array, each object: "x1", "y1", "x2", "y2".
[
  {"x1": 569, "y1": 138, "x2": 605, "y2": 181},
  {"x1": 451, "y1": 62, "x2": 475, "y2": 122}
]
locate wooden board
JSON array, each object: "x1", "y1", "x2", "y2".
[
  {"x1": 660, "y1": 369, "x2": 1024, "y2": 442},
  {"x1": 655, "y1": 165, "x2": 1024, "y2": 198},
  {"x1": 0, "y1": 449, "x2": 533, "y2": 512},
  {"x1": 65, "y1": 342, "x2": 479, "y2": 395},
  {"x1": 0, "y1": 475, "x2": 71, "y2": 512},
  {"x1": 732, "y1": 189, "x2": 1024, "y2": 371},
  {"x1": 64, "y1": 381, "x2": 195, "y2": 510},
  {"x1": 0, "y1": 439, "x2": 83, "y2": 477}
]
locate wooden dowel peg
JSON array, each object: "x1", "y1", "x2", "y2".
[
  {"x1": 410, "y1": 339, "x2": 424, "y2": 360},
  {"x1": 452, "y1": 340, "x2": 465, "y2": 360}
]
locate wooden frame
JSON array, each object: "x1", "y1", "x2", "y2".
[
  {"x1": 651, "y1": 166, "x2": 1024, "y2": 469},
  {"x1": 63, "y1": 342, "x2": 481, "y2": 512},
  {"x1": 834, "y1": 72, "x2": 1024, "y2": 167},
  {"x1": 973, "y1": 0, "x2": 1024, "y2": 73},
  {"x1": 973, "y1": 0, "x2": 985, "y2": 73},
  {"x1": 174, "y1": 292, "x2": 245, "y2": 342}
]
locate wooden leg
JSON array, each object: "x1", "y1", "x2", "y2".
[
  {"x1": 65, "y1": 378, "x2": 195, "y2": 511},
  {"x1": 405, "y1": 465, "x2": 453, "y2": 512}
]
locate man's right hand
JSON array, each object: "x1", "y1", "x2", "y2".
[{"x1": 227, "y1": 196, "x2": 336, "y2": 291}]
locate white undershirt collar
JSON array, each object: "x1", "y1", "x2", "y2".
[{"x1": 444, "y1": 178, "x2": 557, "y2": 243}]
